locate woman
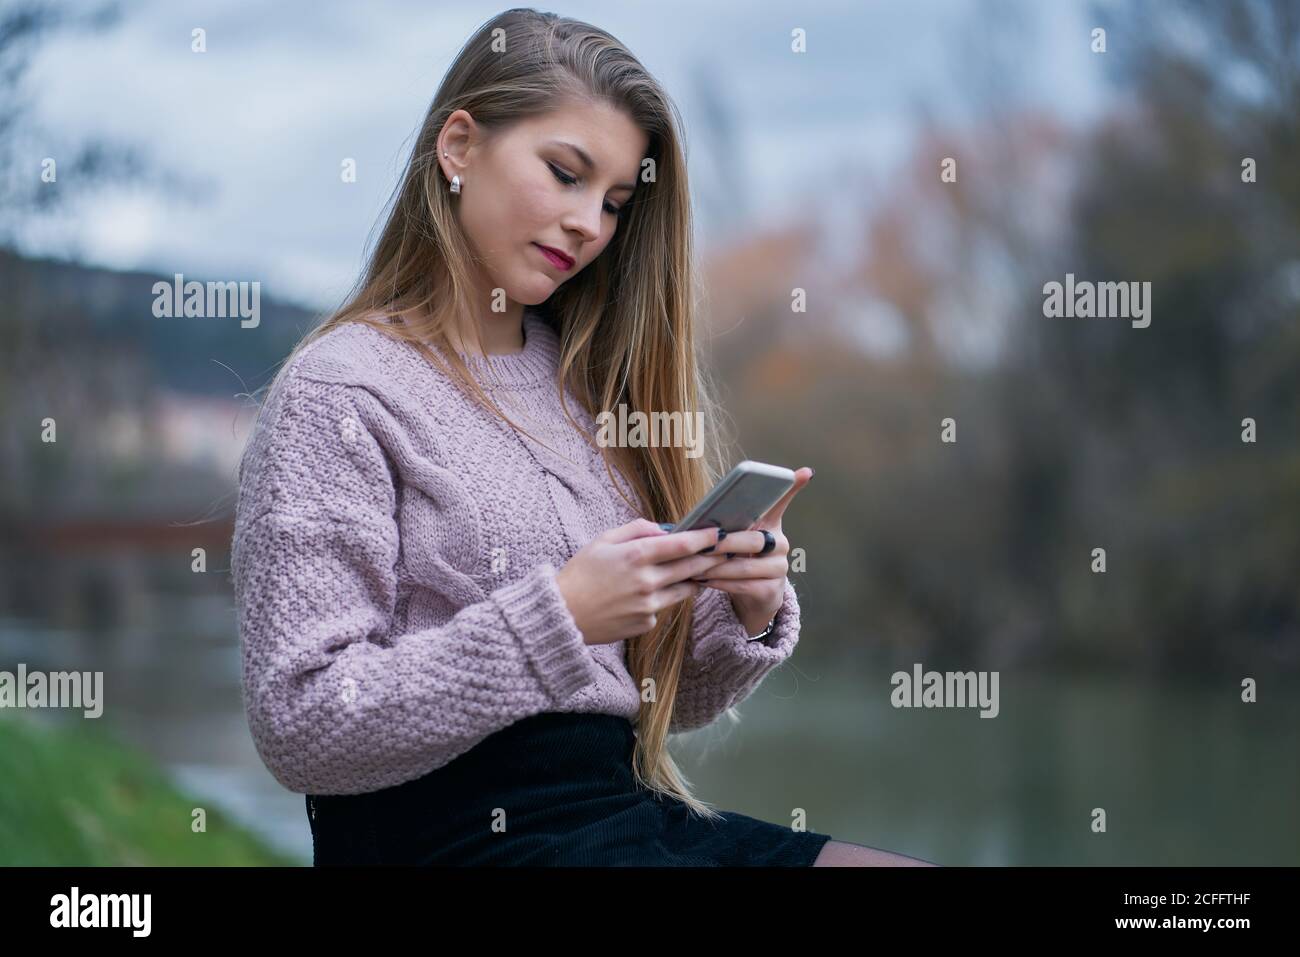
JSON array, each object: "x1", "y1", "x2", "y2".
[{"x1": 232, "y1": 7, "x2": 933, "y2": 867}]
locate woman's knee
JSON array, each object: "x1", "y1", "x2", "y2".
[{"x1": 812, "y1": 839, "x2": 938, "y2": 867}]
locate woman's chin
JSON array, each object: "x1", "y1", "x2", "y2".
[{"x1": 522, "y1": 275, "x2": 562, "y2": 299}]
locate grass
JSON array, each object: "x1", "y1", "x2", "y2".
[{"x1": 0, "y1": 712, "x2": 299, "y2": 866}]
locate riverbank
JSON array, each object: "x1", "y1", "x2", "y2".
[{"x1": 0, "y1": 711, "x2": 299, "y2": 866}]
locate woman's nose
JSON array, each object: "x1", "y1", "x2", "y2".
[{"x1": 563, "y1": 202, "x2": 603, "y2": 242}]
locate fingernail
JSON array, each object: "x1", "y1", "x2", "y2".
[
  {"x1": 657, "y1": 522, "x2": 675, "y2": 532},
  {"x1": 700, "y1": 529, "x2": 726, "y2": 554},
  {"x1": 809, "y1": 468, "x2": 816, "y2": 478}
]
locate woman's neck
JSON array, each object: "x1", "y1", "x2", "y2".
[{"x1": 443, "y1": 300, "x2": 528, "y2": 356}]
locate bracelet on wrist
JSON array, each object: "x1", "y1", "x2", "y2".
[{"x1": 747, "y1": 613, "x2": 778, "y2": 642}]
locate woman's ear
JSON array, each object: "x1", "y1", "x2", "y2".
[{"x1": 436, "y1": 108, "x2": 480, "y2": 184}]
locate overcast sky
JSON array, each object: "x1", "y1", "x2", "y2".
[{"x1": 11, "y1": 0, "x2": 1106, "y2": 311}]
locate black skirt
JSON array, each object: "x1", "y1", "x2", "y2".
[{"x1": 306, "y1": 711, "x2": 834, "y2": 866}]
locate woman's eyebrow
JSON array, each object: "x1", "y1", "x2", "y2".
[{"x1": 548, "y1": 139, "x2": 637, "y2": 191}]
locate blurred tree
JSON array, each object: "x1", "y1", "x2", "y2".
[
  {"x1": 733, "y1": 0, "x2": 1299, "y2": 676},
  {"x1": 1011, "y1": 0, "x2": 1300, "y2": 670},
  {"x1": 0, "y1": 0, "x2": 149, "y2": 242}
]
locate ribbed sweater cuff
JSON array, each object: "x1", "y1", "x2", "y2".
[
  {"x1": 495, "y1": 563, "x2": 602, "y2": 703},
  {"x1": 691, "y1": 580, "x2": 800, "y2": 674}
]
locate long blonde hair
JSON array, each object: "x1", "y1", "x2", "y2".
[{"x1": 257, "y1": 7, "x2": 733, "y2": 818}]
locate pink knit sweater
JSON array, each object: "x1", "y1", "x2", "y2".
[{"x1": 230, "y1": 307, "x2": 803, "y2": 795}]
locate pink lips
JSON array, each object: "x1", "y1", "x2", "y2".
[{"x1": 533, "y1": 243, "x2": 575, "y2": 271}]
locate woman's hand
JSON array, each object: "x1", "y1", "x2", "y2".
[
  {"x1": 691, "y1": 466, "x2": 814, "y2": 637},
  {"x1": 555, "y1": 519, "x2": 730, "y2": 646}
]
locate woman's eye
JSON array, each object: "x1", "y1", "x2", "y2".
[
  {"x1": 549, "y1": 162, "x2": 622, "y2": 217},
  {"x1": 548, "y1": 162, "x2": 577, "y2": 186}
]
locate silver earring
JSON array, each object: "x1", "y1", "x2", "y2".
[{"x1": 442, "y1": 151, "x2": 461, "y2": 194}]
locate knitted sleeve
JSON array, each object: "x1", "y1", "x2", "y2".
[
  {"x1": 231, "y1": 372, "x2": 602, "y2": 795},
  {"x1": 668, "y1": 578, "x2": 802, "y2": 734}
]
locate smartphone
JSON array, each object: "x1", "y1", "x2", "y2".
[{"x1": 669, "y1": 460, "x2": 796, "y2": 534}]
